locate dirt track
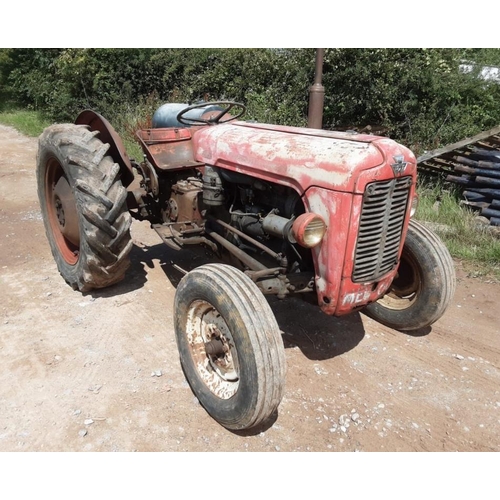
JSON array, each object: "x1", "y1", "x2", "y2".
[{"x1": 1, "y1": 123, "x2": 500, "y2": 452}]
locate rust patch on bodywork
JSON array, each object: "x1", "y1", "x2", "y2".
[{"x1": 136, "y1": 128, "x2": 204, "y2": 171}]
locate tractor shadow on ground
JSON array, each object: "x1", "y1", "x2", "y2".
[
  {"x1": 398, "y1": 325, "x2": 432, "y2": 337},
  {"x1": 84, "y1": 242, "x2": 204, "y2": 299},
  {"x1": 269, "y1": 296, "x2": 366, "y2": 361}
]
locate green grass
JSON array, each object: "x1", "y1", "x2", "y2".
[
  {"x1": 0, "y1": 110, "x2": 51, "y2": 137},
  {"x1": 415, "y1": 181, "x2": 500, "y2": 280}
]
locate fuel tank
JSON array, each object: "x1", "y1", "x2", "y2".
[
  {"x1": 152, "y1": 103, "x2": 225, "y2": 128},
  {"x1": 192, "y1": 121, "x2": 416, "y2": 194}
]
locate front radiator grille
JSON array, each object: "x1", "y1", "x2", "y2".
[{"x1": 352, "y1": 177, "x2": 412, "y2": 282}]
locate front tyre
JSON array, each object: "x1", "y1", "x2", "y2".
[
  {"x1": 37, "y1": 124, "x2": 133, "y2": 292},
  {"x1": 364, "y1": 219, "x2": 456, "y2": 331},
  {"x1": 174, "y1": 264, "x2": 286, "y2": 430}
]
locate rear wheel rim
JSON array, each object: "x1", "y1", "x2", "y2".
[
  {"x1": 44, "y1": 158, "x2": 80, "y2": 265},
  {"x1": 185, "y1": 300, "x2": 239, "y2": 400}
]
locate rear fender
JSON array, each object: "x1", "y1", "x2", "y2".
[{"x1": 75, "y1": 110, "x2": 135, "y2": 187}]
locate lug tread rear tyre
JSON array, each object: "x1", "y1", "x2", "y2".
[
  {"x1": 37, "y1": 123, "x2": 132, "y2": 292},
  {"x1": 364, "y1": 219, "x2": 456, "y2": 331},
  {"x1": 174, "y1": 263, "x2": 286, "y2": 430}
]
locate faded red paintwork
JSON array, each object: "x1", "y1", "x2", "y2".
[
  {"x1": 193, "y1": 121, "x2": 415, "y2": 193},
  {"x1": 192, "y1": 121, "x2": 417, "y2": 315}
]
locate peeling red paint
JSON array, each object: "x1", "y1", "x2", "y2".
[{"x1": 193, "y1": 122, "x2": 389, "y2": 194}]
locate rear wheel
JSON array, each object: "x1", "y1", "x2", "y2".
[
  {"x1": 364, "y1": 219, "x2": 456, "y2": 331},
  {"x1": 37, "y1": 124, "x2": 133, "y2": 292},
  {"x1": 174, "y1": 264, "x2": 286, "y2": 430}
]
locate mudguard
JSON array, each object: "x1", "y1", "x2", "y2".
[{"x1": 75, "y1": 110, "x2": 135, "y2": 187}]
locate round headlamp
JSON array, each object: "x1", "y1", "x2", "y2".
[{"x1": 291, "y1": 213, "x2": 326, "y2": 248}]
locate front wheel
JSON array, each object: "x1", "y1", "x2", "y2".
[
  {"x1": 174, "y1": 264, "x2": 286, "y2": 430},
  {"x1": 363, "y1": 219, "x2": 456, "y2": 331}
]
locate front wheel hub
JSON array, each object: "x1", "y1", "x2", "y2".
[{"x1": 186, "y1": 300, "x2": 240, "y2": 398}]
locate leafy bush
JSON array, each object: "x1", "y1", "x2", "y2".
[{"x1": 2, "y1": 48, "x2": 500, "y2": 153}]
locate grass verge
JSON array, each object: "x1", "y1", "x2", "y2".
[
  {"x1": 0, "y1": 108, "x2": 144, "y2": 159},
  {"x1": 415, "y1": 181, "x2": 500, "y2": 281},
  {"x1": 0, "y1": 110, "x2": 51, "y2": 137}
]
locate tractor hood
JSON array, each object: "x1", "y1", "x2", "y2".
[{"x1": 192, "y1": 121, "x2": 416, "y2": 194}]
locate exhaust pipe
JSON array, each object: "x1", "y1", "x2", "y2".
[{"x1": 307, "y1": 48, "x2": 325, "y2": 129}]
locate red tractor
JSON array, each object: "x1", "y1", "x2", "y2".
[{"x1": 37, "y1": 101, "x2": 456, "y2": 430}]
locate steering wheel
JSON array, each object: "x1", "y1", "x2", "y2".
[{"x1": 176, "y1": 101, "x2": 246, "y2": 126}]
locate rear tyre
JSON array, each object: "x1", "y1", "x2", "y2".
[
  {"x1": 37, "y1": 124, "x2": 133, "y2": 292},
  {"x1": 174, "y1": 264, "x2": 286, "y2": 430},
  {"x1": 364, "y1": 219, "x2": 456, "y2": 331}
]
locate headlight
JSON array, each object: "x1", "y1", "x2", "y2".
[{"x1": 291, "y1": 213, "x2": 327, "y2": 248}]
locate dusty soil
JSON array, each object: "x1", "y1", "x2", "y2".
[{"x1": 1, "y1": 123, "x2": 499, "y2": 452}]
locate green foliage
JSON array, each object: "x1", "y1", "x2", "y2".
[
  {"x1": 0, "y1": 48, "x2": 310, "y2": 125},
  {"x1": 415, "y1": 181, "x2": 500, "y2": 279},
  {"x1": 321, "y1": 48, "x2": 500, "y2": 153},
  {"x1": 0, "y1": 110, "x2": 51, "y2": 136},
  {"x1": 2, "y1": 48, "x2": 500, "y2": 154}
]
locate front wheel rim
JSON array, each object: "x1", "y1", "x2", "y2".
[
  {"x1": 378, "y1": 252, "x2": 421, "y2": 311},
  {"x1": 185, "y1": 300, "x2": 240, "y2": 399}
]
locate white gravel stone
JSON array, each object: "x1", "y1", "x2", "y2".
[
  {"x1": 78, "y1": 429, "x2": 88, "y2": 437},
  {"x1": 339, "y1": 414, "x2": 350, "y2": 425},
  {"x1": 84, "y1": 419, "x2": 94, "y2": 425},
  {"x1": 351, "y1": 413, "x2": 359, "y2": 422}
]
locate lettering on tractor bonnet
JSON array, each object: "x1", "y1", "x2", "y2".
[
  {"x1": 342, "y1": 281, "x2": 391, "y2": 307},
  {"x1": 342, "y1": 290, "x2": 371, "y2": 306}
]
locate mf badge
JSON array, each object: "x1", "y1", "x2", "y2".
[{"x1": 391, "y1": 155, "x2": 408, "y2": 176}]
